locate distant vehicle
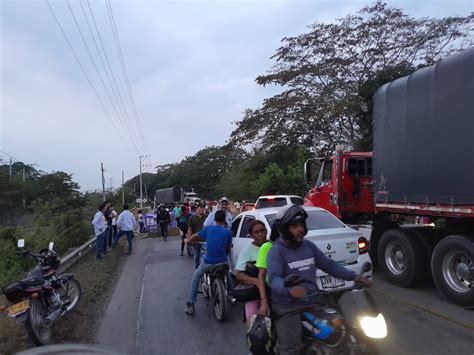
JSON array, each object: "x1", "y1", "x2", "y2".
[
  {"x1": 155, "y1": 187, "x2": 201, "y2": 206},
  {"x1": 230, "y1": 206, "x2": 372, "y2": 293},
  {"x1": 254, "y1": 195, "x2": 304, "y2": 209}
]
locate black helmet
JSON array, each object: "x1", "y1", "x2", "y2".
[
  {"x1": 274, "y1": 205, "x2": 308, "y2": 241},
  {"x1": 246, "y1": 314, "x2": 274, "y2": 354}
]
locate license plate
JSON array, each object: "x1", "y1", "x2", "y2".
[
  {"x1": 320, "y1": 276, "x2": 345, "y2": 289},
  {"x1": 7, "y1": 300, "x2": 29, "y2": 317}
]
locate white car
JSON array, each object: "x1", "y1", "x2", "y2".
[
  {"x1": 230, "y1": 206, "x2": 372, "y2": 292},
  {"x1": 254, "y1": 195, "x2": 304, "y2": 210}
]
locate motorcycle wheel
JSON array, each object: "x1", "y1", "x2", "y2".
[
  {"x1": 60, "y1": 277, "x2": 82, "y2": 312},
  {"x1": 212, "y1": 278, "x2": 228, "y2": 321},
  {"x1": 187, "y1": 245, "x2": 194, "y2": 257},
  {"x1": 25, "y1": 299, "x2": 51, "y2": 346}
]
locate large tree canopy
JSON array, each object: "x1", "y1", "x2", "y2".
[{"x1": 230, "y1": 1, "x2": 473, "y2": 153}]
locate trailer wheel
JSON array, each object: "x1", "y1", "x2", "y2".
[
  {"x1": 378, "y1": 229, "x2": 428, "y2": 287},
  {"x1": 431, "y1": 235, "x2": 474, "y2": 307}
]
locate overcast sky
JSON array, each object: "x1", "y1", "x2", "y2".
[{"x1": 1, "y1": 0, "x2": 472, "y2": 191}]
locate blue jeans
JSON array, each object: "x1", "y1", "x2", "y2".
[
  {"x1": 113, "y1": 230, "x2": 133, "y2": 251},
  {"x1": 96, "y1": 231, "x2": 106, "y2": 259},
  {"x1": 188, "y1": 260, "x2": 232, "y2": 303},
  {"x1": 192, "y1": 244, "x2": 201, "y2": 269}
]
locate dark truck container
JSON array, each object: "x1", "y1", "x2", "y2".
[
  {"x1": 305, "y1": 48, "x2": 474, "y2": 307},
  {"x1": 373, "y1": 47, "x2": 474, "y2": 207},
  {"x1": 155, "y1": 187, "x2": 182, "y2": 205}
]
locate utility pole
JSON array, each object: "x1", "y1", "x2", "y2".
[
  {"x1": 109, "y1": 178, "x2": 113, "y2": 192},
  {"x1": 122, "y1": 170, "x2": 125, "y2": 206},
  {"x1": 139, "y1": 155, "x2": 151, "y2": 208},
  {"x1": 101, "y1": 163, "x2": 106, "y2": 202},
  {"x1": 9, "y1": 158, "x2": 12, "y2": 176}
]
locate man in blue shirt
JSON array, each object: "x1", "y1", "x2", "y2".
[
  {"x1": 203, "y1": 197, "x2": 233, "y2": 229},
  {"x1": 184, "y1": 210, "x2": 233, "y2": 315}
]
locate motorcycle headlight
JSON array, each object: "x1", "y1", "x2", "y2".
[{"x1": 359, "y1": 313, "x2": 387, "y2": 339}]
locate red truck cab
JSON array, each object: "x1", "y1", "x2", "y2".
[{"x1": 304, "y1": 149, "x2": 374, "y2": 222}]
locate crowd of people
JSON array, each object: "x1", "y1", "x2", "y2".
[{"x1": 92, "y1": 197, "x2": 371, "y2": 354}]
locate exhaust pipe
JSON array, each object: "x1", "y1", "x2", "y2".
[
  {"x1": 42, "y1": 308, "x2": 62, "y2": 328},
  {"x1": 227, "y1": 295, "x2": 237, "y2": 305}
]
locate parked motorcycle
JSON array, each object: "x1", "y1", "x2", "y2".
[
  {"x1": 281, "y1": 263, "x2": 387, "y2": 354},
  {"x1": 0, "y1": 239, "x2": 82, "y2": 346},
  {"x1": 198, "y1": 243, "x2": 235, "y2": 321}
]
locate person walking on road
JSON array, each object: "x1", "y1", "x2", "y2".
[
  {"x1": 111, "y1": 205, "x2": 118, "y2": 241},
  {"x1": 184, "y1": 210, "x2": 233, "y2": 316},
  {"x1": 178, "y1": 206, "x2": 190, "y2": 256},
  {"x1": 157, "y1": 205, "x2": 171, "y2": 241},
  {"x1": 113, "y1": 204, "x2": 136, "y2": 255},
  {"x1": 92, "y1": 202, "x2": 107, "y2": 261},
  {"x1": 187, "y1": 203, "x2": 206, "y2": 268},
  {"x1": 137, "y1": 209, "x2": 146, "y2": 235},
  {"x1": 203, "y1": 197, "x2": 233, "y2": 229}
]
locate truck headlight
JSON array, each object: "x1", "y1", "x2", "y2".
[{"x1": 359, "y1": 313, "x2": 387, "y2": 339}]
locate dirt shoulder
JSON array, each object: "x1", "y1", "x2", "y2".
[{"x1": 0, "y1": 242, "x2": 128, "y2": 355}]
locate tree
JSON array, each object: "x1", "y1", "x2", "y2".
[{"x1": 230, "y1": 1, "x2": 473, "y2": 152}]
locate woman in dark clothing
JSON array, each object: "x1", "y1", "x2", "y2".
[
  {"x1": 178, "y1": 206, "x2": 189, "y2": 256},
  {"x1": 157, "y1": 205, "x2": 171, "y2": 241}
]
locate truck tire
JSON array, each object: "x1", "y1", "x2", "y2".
[
  {"x1": 431, "y1": 235, "x2": 474, "y2": 307},
  {"x1": 377, "y1": 229, "x2": 429, "y2": 287}
]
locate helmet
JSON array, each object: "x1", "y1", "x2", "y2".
[
  {"x1": 274, "y1": 205, "x2": 308, "y2": 241},
  {"x1": 219, "y1": 197, "x2": 229, "y2": 203},
  {"x1": 246, "y1": 314, "x2": 274, "y2": 354}
]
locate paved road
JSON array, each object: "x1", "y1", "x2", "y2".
[{"x1": 98, "y1": 237, "x2": 474, "y2": 355}]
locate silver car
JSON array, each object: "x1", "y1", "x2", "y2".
[{"x1": 230, "y1": 206, "x2": 372, "y2": 292}]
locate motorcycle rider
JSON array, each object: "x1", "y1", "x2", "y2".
[
  {"x1": 267, "y1": 205, "x2": 371, "y2": 355},
  {"x1": 184, "y1": 210, "x2": 233, "y2": 316}
]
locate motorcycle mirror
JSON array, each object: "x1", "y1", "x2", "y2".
[
  {"x1": 48, "y1": 242, "x2": 54, "y2": 251},
  {"x1": 361, "y1": 262, "x2": 372, "y2": 273},
  {"x1": 284, "y1": 274, "x2": 307, "y2": 288},
  {"x1": 17, "y1": 239, "x2": 25, "y2": 248}
]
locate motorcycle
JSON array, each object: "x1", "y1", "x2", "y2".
[
  {"x1": 281, "y1": 262, "x2": 387, "y2": 354},
  {"x1": 0, "y1": 239, "x2": 82, "y2": 346},
  {"x1": 198, "y1": 242, "x2": 236, "y2": 321}
]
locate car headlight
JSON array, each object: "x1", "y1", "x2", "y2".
[{"x1": 359, "y1": 313, "x2": 387, "y2": 339}]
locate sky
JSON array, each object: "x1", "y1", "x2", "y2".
[{"x1": 1, "y1": 0, "x2": 472, "y2": 191}]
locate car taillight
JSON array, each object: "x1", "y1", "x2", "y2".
[{"x1": 358, "y1": 237, "x2": 369, "y2": 254}]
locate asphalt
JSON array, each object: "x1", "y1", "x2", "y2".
[{"x1": 98, "y1": 236, "x2": 474, "y2": 355}]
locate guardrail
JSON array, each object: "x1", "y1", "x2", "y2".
[{"x1": 57, "y1": 236, "x2": 96, "y2": 274}]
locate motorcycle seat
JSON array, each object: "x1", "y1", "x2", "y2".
[
  {"x1": 208, "y1": 263, "x2": 229, "y2": 276},
  {"x1": 21, "y1": 276, "x2": 44, "y2": 286}
]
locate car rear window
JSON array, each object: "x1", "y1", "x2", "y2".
[
  {"x1": 264, "y1": 210, "x2": 345, "y2": 230},
  {"x1": 256, "y1": 197, "x2": 287, "y2": 209},
  {"x1": 306, "y1": 210, "x2": 345, "y2": 229},
  {"x1": 290, "y1": 197, "x2": 304, "y2": 205}
]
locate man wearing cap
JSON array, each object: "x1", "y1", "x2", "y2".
[
  {"x1": 203, "y1": 197, "x2": 233, "y2": 229},
  {"x1": 187, "y1": 203, "x2": 206, "y2": 268}
]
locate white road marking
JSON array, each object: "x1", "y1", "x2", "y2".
[{"x1": 134, "y1": 263, "x2": 149, "y2": 350}]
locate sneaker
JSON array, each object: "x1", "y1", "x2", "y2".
[
  {"x1": 180, "y1": 252, "x2": 184, "y2": 256},
  {"x1": 185, "y1": 302, "x2": 195, "y2": 315},
  {"x1": 126, "y1": 251, "x2": 132, "y2": 255}
]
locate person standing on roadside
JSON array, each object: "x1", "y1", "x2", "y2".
[
  {"x1": 157, "y1": 205, "x2": 171, "y2": 241},
  {"x1": 178, "y1": 206, "x2": 190, "y2": 256},
  {"x1": 103, "y1": 202, "x2": 114, "y2": 253},
  {"x1": 187, "y1": 203, "x2": 206, "y2": 268},
  {"x1": 203, "y1": 197, "x2": 233, "y2": 229},
  {"x1": 111, "y1": 205, "x2": 118, "y2": 241},
  {"x1": 113, "y1": 204, "x2": 136, "y2": 255},
  {"x1": 137, "y1": 209, "x2": 145, "y2": 234},
  {"x1": 92, "y1": 202, "x2": 107, "y2": 261}
]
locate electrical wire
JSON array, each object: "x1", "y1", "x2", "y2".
[{"x1": 44, "y1": 0, "x2": 135, "y2": 158}]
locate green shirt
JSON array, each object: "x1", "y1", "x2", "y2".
[
  {"x1": 236, "y1": 243, "x2": 260, "y2": 271},
  {"x1": 256, "y1": 241, "x2": 273, "y2": 269}
]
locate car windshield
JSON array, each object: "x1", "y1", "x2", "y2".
[
  {"x1": 264, "y1": 210, "x2": 344, "y2": 230},
  {"x1": 256, "y1": 197, "x2": 287, "y2": 209}
]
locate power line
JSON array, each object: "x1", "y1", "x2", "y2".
[
  {"x1": 85, "y1": 0, "x2": 143, "y2": 150},
  {"x1": 105, "y1": 0, "x2": 148, "y2": 152},
  {"x1": 44, "y1": 0, "x2": 135, "y2": 159},
  {"x1": 66, "y1": 0, "x2": 144, "y2": 155}
]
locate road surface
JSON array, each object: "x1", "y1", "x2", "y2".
[{"x1": 98, "y1": 237, "x2": 474, "y2": 354}]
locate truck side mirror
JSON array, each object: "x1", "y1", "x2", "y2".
[{"x1": 304, "y1": 160, "x2": 312, "y2": 185}]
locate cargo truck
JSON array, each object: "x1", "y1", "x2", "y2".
[
  {"x1": 304, "y1": 48, "x2": 474, "y2": 307},
  {"x1": 154, "y1": 187, "x2": 201, "y2": 206}
]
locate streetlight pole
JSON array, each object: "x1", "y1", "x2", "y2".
[{"x1": 139, "y1": 155, "x2": 150, "y2": 208}]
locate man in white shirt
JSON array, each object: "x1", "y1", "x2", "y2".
[
  {"x1": 113, "y1": 204, "x2": 137, "y2": 255},
  {"x1": 203, "y1": 197, "x2": 233, "y2": 229},
  {"x1": 92, "y1": 202, "x2": 107, "y2": 261}
]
